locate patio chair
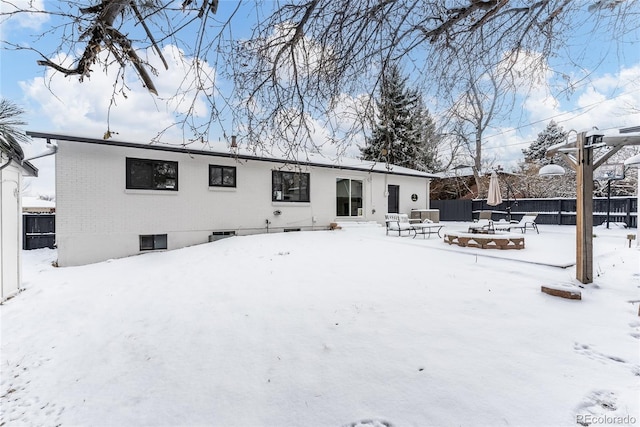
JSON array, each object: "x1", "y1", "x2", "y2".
[
  {"x1": 468, "y1": 219, "x2": 494, "y2": 234},
  {"x1": 494, "y1": 213, "x2": 539, "y2": 234},
  {"x1": 385, "y1": 213, "x2": 414, "y2": 236},
  {"x1": 478, "y1": 210, "x2": 493, "y2": 220}
]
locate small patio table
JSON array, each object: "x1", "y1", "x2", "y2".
[{"x1": 411, "y1": 223, "x2": 444, "y2": 239}]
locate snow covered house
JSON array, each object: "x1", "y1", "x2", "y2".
[
  {"x1": 27, "y1": 132, "x2": 438, "y2": 267},
  {"x1": 1, "y1": 135, "x2": 38, "y2": 301}
]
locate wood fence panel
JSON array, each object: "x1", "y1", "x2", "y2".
[
  {"x1": 23, "y1": 214, "x2": 56, "y2": 250},
  {"x1": 431, "y1": 197, "x2": 637, "y2": 228},
  {"x1": 430, "y1": 200, "x2": 473, "y2": 221}
]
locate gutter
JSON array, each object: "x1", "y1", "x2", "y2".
[{"x1": 26, "y1": 131, "x2": 437, "y2": 180}]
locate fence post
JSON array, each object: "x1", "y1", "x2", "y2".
[
  {"x1": 557, "y1": 199, "x2": 563, "y2": 225},
  {"x1": 626, "y1": 197, "x2": 632, "y2": 228}
]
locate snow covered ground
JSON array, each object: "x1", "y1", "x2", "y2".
[{"x1": 1, "y1": 222, "x2": 639, "y2": 427}]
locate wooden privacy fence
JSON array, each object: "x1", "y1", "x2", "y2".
[
  {"x1": 430, "y1": 196, "x2": 637, "y2": 228},
  {"x1": 23, "y1": 214, "x2": 55, "y2": 250}
]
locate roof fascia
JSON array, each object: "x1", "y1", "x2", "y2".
[
  {"x1": 26, "y1": 131, "x2": 436, "y2": 179},
  {"x1": 21, "y1": 160, "x2": 38, "y2": 177}
]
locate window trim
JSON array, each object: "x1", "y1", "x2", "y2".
[
  {"x1": 209, "y1": 164, "x2": 237, "y2": 188},
  {"x1": 272, "y1": 170, "x2": 310, "y2": 203},
  {"x1": 126, "y1": 157, "x2": 178, "y2": 191}
]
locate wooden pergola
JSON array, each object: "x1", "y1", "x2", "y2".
[{"x1": 545, "y1": 126, "x2": 640, "y2": 284}]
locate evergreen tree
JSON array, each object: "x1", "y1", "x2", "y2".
[
  {"x1": 518, "y1": 120, "x2": 575, "y2": 198},
  {"x1": 360, "y1": 65, "x2": 439, "y2": 171},
  {"x1": 522, "y1": 120, "x2": 567, "y2": 165},
  {"x1": 411, "y1": 93, "x2": 442, "y2": 172},
  {"x1": 360, "y1": 65, "x2": 415, "y2": 167}
]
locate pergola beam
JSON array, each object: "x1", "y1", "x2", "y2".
[{"x1": 575, "y1": 132, "x2": 594, "y2": 283}]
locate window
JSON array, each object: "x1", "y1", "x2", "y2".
[
  {"x1": 272, "y1": 170, "x2": 310, "y2": 202},
  {"x1": 139, "y1": 234, "x2": 168, "y2": 251},
  {"x1": 209, "y1": 165, "x2": 236, "y2": 187},
  {"x1": 336, "y1": 178, "x2": 363, "y2": 216},
  {"x1": 126, "y1": 158, "x2": 178, "y2": 190}
]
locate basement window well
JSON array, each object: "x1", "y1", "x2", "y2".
[
  {"x1": 140, "y1": 234, "x2": 168, "y2": 251},
  {"x1": 209, "y1": 231, "x2": 236, "y2": 242}
]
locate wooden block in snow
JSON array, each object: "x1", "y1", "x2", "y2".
[{"x1": 541, "y1": 285, "x2": 581, "y2": 300}]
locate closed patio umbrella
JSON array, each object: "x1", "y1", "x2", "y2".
[{"x1": 487, "y1": 170, "x2": 503, "y2": 206}]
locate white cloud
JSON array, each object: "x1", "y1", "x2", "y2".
[
  {"x1": 1, "y1": 0, "x2": 48, "y2": 31},
  {"x1": 497, "y1": 49, "x2": 552, "y2": 93},
  {"x1": 483, "y1": 61, "x2": 640, "y2": 171},
  {"x1": 260, "y1": 22, "x2": 334, "y2": 83},
  {"x1": 19, "y1": 44, "x2": 216, "y2": 143},
  {"x1": 18, "y1": 43, "x2": 220, "y2": 196},
  {"x1": 555, "y1": 64, "x2": 640, "y2": 132}
]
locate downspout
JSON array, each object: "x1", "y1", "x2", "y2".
[
  {"x1": 426, "y1": 179, "x2": 430, "y2": 209},
  {"x1": 0, "y1": 156, "x2": 13, "y2": 171},
  {"x1": 23, "y1": 139, "x2": 58, "y2": 162},
  {"x1": 368, "y1": 173, "x2": 373, "y2": 217}
]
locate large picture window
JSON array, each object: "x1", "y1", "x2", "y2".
[
  {"x1": 209, "y1": 165, "x2": 236, "y2": 187},
  {"x1": 272, "y1": 170, "x2": 310, "y2": 202},
  {"x1": 336, "y1": 178, "x2": 363, "y2": 216},
  {"x1": 126, "y1": 158, "x2": 178, "y2": 191}
]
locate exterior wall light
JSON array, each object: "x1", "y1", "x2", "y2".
[{"x1": 538, "y1": 163, "x2": 566, "y2": 176}]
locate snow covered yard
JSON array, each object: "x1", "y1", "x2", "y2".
[{"x1": 1, "y1": 222, "x2": 639, "y2": 427}]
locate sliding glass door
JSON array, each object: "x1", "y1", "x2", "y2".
[{"x1": 336, "y1": 178, "x2": 363, "y2": 217}]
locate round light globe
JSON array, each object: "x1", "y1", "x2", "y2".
[{"x1": 539, "y1": 164, "x2": 566, "y2": 176}]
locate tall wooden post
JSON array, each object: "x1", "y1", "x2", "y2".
[{"x1": 575, "y1": 132, "x2": 593, "y2": 284}]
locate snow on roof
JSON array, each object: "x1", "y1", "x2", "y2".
[
  {"x1": 434, "y1": 167, "x2": 520, "y2": 179},
  {"x1": 22, "y1": 196, "x2": 55, "y2": 208},
  {"x1": 434, "y1": 166, "x2": 475, "y2": 179},
  {"x1": 26, "y1": 131, "x2": 438, "y2": 179}
]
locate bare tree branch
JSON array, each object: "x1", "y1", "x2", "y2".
[{"x1": 2, "y1": 0, "x2": 638, "y2": 156}]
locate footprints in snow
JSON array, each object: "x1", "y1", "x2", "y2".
[
  {"x1": 343, "y1": 420, "x2": 394, "y2": 427},
  {"x1": 575, "y1": 390, "x2": 619, "y2": 426},
  {"x1": 0, "y1": 357, "x2": 64, "y2": 426},
  {"x1": 573, "y1": 341, "x2": 640, "y2": 384},
  {"x1": 629, "y1": 319, "x2": 640, "y2": 340},
  {"x1": 573, "y1": 342, "x2": 626, "y2": 364}
]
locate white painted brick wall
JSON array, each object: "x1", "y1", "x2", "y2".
[{"x1": 56, "y1": 140, "x2": 431, "y2": 266}]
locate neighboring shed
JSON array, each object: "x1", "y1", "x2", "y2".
[
  {"x1": 27, "y1": 132, "x2": 438, "y2": 267},
  {"x1": 1, "y1": 136, "x2": 38, "y2": 302}
]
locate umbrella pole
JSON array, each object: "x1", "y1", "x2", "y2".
[{"x1": 504, "y1": 178, "x2": 517, "y2": 222}]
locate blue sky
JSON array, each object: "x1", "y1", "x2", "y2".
[{"x1": 1, "y1": 1, "x2": 640, "y2": 196}]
